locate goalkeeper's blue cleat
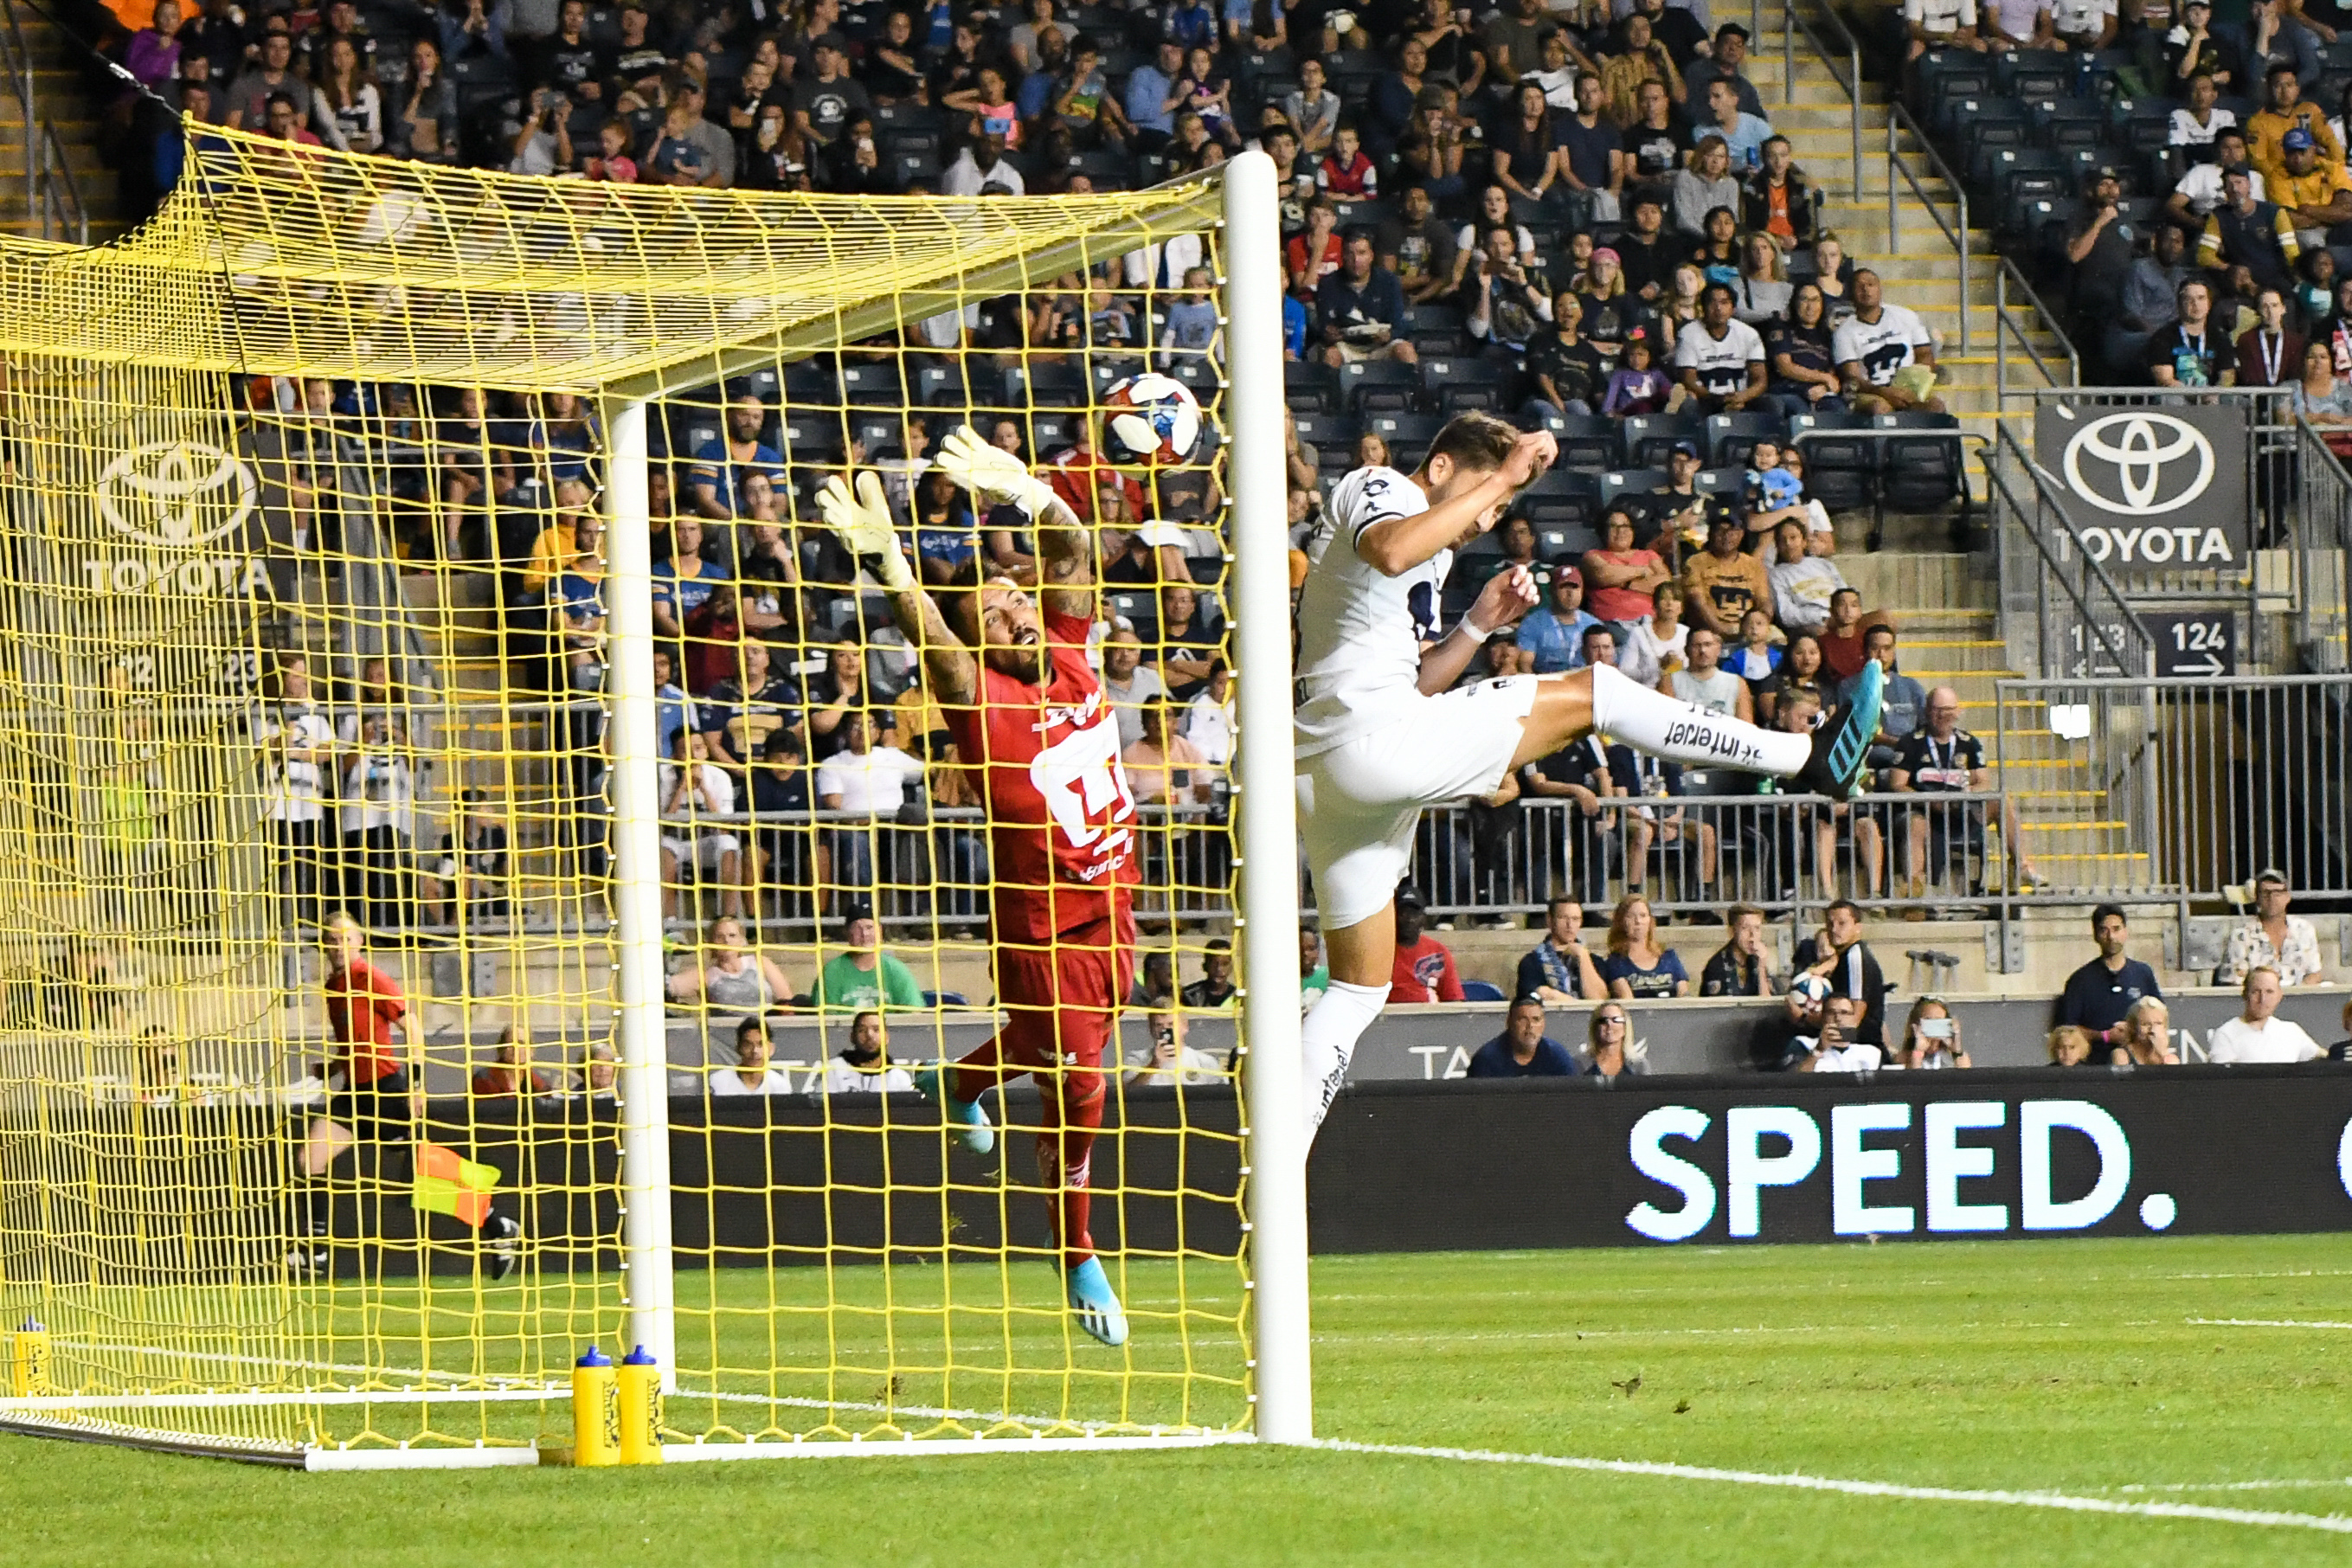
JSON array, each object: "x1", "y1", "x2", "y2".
[
  {"x1": 1798, "y1": 658, "x2": 1882, "y2": 800},
  {"x1": 912, "y1": 1067, "x2": 994, "y2": 1155},
  {"x1": 1064, "y1": 1257, "x2": 1129, "y2": 1347}
]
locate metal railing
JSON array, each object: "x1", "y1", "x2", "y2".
[
  {"x1": 1886, "y1": 100, "x2": 1970, "y2": 351},
  {"x1": 1987, "y1": 420, "x2": 2152, "y2": 681},
  {"x1": 2283, "y1": 419, "x2": 2352, "y2": 672},
  {"x1": 0, "y1": 0, "x2": 84, "y2": 243},
  {"x1": 1991, "y1": 256, "x2": 2079, "y2": 393},
  {"x1": 1783, "y1": 0, "x2": 1865, "y2": 201}
]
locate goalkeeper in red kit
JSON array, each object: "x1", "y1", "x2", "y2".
[{"x1": 818, "y1": 427, "x2": 1142, "y2": 1346}]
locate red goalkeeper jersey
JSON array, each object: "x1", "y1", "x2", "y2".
[
  {"x1": 325, "y1": 960, "x2": 407, "y2": 1084},
  {"x1": 943, "y1": 607, "x2": 1140, "y2": 942}
]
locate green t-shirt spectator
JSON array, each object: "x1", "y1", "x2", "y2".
[{"x1": 810, "y1": 952, "x2": 923, "y2": 1012}]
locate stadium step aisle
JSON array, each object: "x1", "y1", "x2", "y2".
[{"x1": 0, "y1": 10, "x2": 119, "y2": 238}]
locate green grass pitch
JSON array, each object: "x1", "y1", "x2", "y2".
[{"x1": 9, "y1": 1233, "x2": 2352, "y2": 1566}]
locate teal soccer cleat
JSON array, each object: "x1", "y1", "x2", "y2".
[
  {"x1": 912, "y1": 1066, "x2": 995, "y2": 1155},
  {"x1": 1064, "y1": 1256, "x2": 1129, "y2": 1347},
  {"x1": 1797, "y1": 658, "x2": 1883, "y2": 800}
]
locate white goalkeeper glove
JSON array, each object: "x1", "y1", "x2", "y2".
[
  {"x1": 815, "y1": 470, "x2": 914, "y2": 591},
  {"x1": 935, "y1": 423, "x2": 1059, "y2": 514}
]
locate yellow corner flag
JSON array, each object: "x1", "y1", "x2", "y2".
[{"x1": 412, "y1": 1141, "x2": 499, "y2": 1229}]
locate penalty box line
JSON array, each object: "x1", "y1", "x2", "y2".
[{"x1": 1301, "y1": 1439, "x2": 2352, "y2": 1536}]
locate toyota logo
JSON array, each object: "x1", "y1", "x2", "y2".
[
  {"x1": 93, "y1": 441, "x2": 257, "y2": 549},
  {"x1": 2060, "y1": 412, "x2": 2216, "y2": 517}
]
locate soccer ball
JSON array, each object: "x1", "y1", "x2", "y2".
[
  {"x1": 1102, "y1": 373, "x2": 1203, "y2": 465},
  {"x1": 1788, "y1": 974, "x2": 1830, "y2": 1009}
]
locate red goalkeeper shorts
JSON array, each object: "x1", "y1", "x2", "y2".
[{"x1": 993, "y1": 909, "x2": 1137, "y2": 1075}]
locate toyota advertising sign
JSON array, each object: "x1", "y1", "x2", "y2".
[{"x1": 2033, "y1": 402, "x2": 2249, "y2": 571}]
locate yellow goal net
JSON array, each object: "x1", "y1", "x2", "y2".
[{"x1": 0, "y1": 125, "x2": 1307, "y2": 1467}]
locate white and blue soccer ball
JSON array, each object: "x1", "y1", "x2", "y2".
[
  {"x1": 1788, "y1": 973, "x2": 1831, "y2": 1009},
  {"x1": 1102, "y1": 373, "x2": 1203, "y2": 465}
]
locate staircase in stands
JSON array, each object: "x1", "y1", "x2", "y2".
[{"x1": 0, "y1": 3, "x2": 117, "y2": 240}]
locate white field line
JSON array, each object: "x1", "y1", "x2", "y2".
[
  {"x1": 1304, "y1": 1439, "x2": 2352, "y2": 1535},
  {"x1": 2110, "y1": 1479, "x2": 2352, "y2": 1494},
  {"x1": 2188, "y1": 1317, "x2": 2352, "y2": 1330}
]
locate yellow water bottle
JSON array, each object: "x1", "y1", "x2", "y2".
[
  {"x1": 615, "y1": 1345, "x2": 663, "y2": 1466},
  {"x1": 10, "y1": 1318, "x2": 48, "y2": 1397},
  {"x1": 571, "y1": 1345, "x2": 619, "y2": 1467}
]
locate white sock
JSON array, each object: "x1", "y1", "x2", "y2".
[
  {"x1": 1588, "y1": 661, "x2": 1811, "y2": 777},
  {"x1": 1300, "y1": 979, "x2": 1390, "y2": 1145}
]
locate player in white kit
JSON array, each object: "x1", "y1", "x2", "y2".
[{"x1": 1295, "y1": 413, "x2": 1881, "y2": 1136}]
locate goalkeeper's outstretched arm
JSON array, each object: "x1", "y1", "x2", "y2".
[{"x1": 815, "y1": 469, "x2": 980, "y2": 706}]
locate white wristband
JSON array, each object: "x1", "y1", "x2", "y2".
[{"x1": 1458, "y1": 619, "x2": 1494, "y2": 645}]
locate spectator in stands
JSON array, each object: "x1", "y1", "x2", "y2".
[
  {"x1": 1602, "y1": 12, "x2": 1685, "y2": 124},
  {"x1": 1849, "y1": 624, "x2": 1925, "y2": 762},
  {"x1": 1467, "y1": 994, "x2": 1578, "y2": 1076},
  {"x1": 2237, "y1": 286, "x2": 2305, "y2": 385},
  {"x1": 1185, "y1": 659, "x2": 1235, "y2": 766},
  {"x1": 1758, "y1": 630, "x2": 1827, "y2": 725},
  {"x1": 1558, "y1": 71, "x2": 1629, "y2": 226},
  {"x1": 2117, "y1": 995, "x2": 2182, "y2": 1064},
  {"x1": 641, "y1": 75, "x2": 734, "y2": 188},
  {"x1": 814, "y1": 712, "x2": 924, "y2": 906},
  {"x1": 1672, "y1": 282, "x2": 1768, "y2": 414},
  {"x1": 1730, "y1": 607, "x2": 1783, "y2": 697},
  {"x1": 1123, "y1": 701, "x2": 1210, "y2": 806},
  {"x1": 226, "y1": 25, "x2": 312, "y2": 129},
  {"x1": 472, "y1": 1028, "x2": 555, "y2": 1098},
  {"x1": 2050, "y1": 1024, "x2": 2106, "y2": 1066},
  {"x1": 1618, "y1": 580, "x2": 1690, "y2": 687},
  {"x1": 1601, "y1": 894, "x2": 1688, "y2": 998},
  {"x1": 1740, "y1": 137, "x2": 1815, "y2": 253},
  {"x1": 1766, "y1": 519, "x2": 1846, "y2": 631},
  {"x1": 1815, "y1": 588, "x2": 1869, "y2": 682},
  {"x1": 1155, "y1": 582, "x2": 1221, "y2": 699},
  {"x1": 1581, "y1": 1000, "x2": 1645, "y2": 1078},
  {"x1": 1301, "y1": 929, "x2": 1330, "y2": 1011},
  {"x1": 1686, "y1": 23, "x2": 1763, "y2": 113},
  {"x1": 816, "y1": 1012, "x2": 918, "y2": 1095},
  {"x1": 1378, "y1": 183, "x2": 1462, "y2": 304},
  {"x1": 1390, "y1": 888, "x2": 1466, "y2": 1003},
  {"x1": 2210, "y1": 966, "x2": 2326, "y2": 1060},
  {"x1": 668, "y1": 915, "x2": 793, "y2": 1014},
  {"x1": 1762, "y1": 282, "x2": 1845, "y2": 414},
  {"x1": 1904, "y1": 0, "x2": 1987, "y2": 57},
  {"x1": 260, "y1": 653, "x2": 336, "y2": 934},
  {"x1": 2066, "y1": 170, "x2": 2144, "y2": 344},
  {"x1": 941, "y1": 132, "x2": 1024, "y2": 196},
  {"x1": 2171, "y1": 126, "x2": 2265, "y2": 229},
  {"x1": 423, "y1": 788, "x2": 510, "y2": 932},
  {"x1": 1182, "y1": 937, "x2": 1238, "y2": 1010},
  {"x1": 387, "y1": 36, "x2": 459, "y2": 162},
  {"x1": 1102, "y1": 626, "x2": 1166, "y2": 749},
  {"x1": 2148, "y1": 276, "x2": 2234, "y2": 386},
  {"x1": 2201, "y1": 165, "x2": 2304, "y2": 298},
  {"x1": 809, "y1": 902, "x2": 923, "y2": 1012},
  {"x1": 2168, "y1": 0, "x2": 2245, "y2": 90},
  {"x1": 1834, "y1": 269, "x2": 1944, "y2": 414},
  {"x1": 2049, "y1": 0, "x2": 2120, "y2": 48},
  {"x1": 1615, "y1": 190, "x2": 1680, "y2": 304},
  {"x1": 1695, "y1": 78, "x2": 1770, "y2": 174},
  {"x1": 2269, "y1": 128, "x2": 2352, "y2": 248},
  {"x1": 2108, "y1": 221, "x2": 2191, "y2": 376},
  {"x1": 1890, "y1": 995, "x2": 1970, "y2": 1069},
  {"x1": 1515, "y1": 563, "x2": 1602, "y2": 672},
  {"x1": 1984, "y1": 0, "x2": 2058, "y2": 49},
  {"x1": 659, "y1": 731, "x2": 747, "y2": 921},
  {"x1": 1670, "y1": 136, "x2": 1740, "y2": 241},
  {"x1": 1732, "y1": 233, "x2": 1795, "y2": 325},
  {"x1": 712, "y1": 1017, "x2": 792, "y2": 1096},
  {"x1": 2221, "y1": 868, "x2": 2325, "y2": 984},
  {"x1": 1129, "y1": 995, "x2": 1224, "y2": 1085},
  {"x1": 2058, "y1": 903, "x2": 2164, "y2": 1048},
  {"x1": 2290, "y1": 338, "x2": 2352, "y2": 435},
  {"x1": 1521, "y1": 293, "x2": 1608, "y2": 417},
  {"x1": 2245, "y1": 0, "x2": 2322, "y2": 86},
  {"x1": 1796, "y1": 900, "x2": 1886, "y2": 1044},
  {"x1": 803, "y1": 642, "x2": 884, "y2": 759},
  {"x1": 1286, "y1": 195, "x2": 1345, "y2": 291},
  {"x1": 1282, "y1": 55, "x2": 1340, "y2": 155},
  {"x1": 1519, "y1": 896, "x2": 1607, "y2": 1001},
  {"x1": 1584, "y1": 509, "x2": 1673, "y2": 639},
  {"x1": 2172, "y1": 69, "x2": 2234, "y2": 148},
  {"x1": 1700, "y1": 903, "x2": 1775, "y2": 994},
  {"x1": 1318, "y1": 230, "x2": 1419, "y2": 368},
  {"x1": 2250, "y1": 61, "x2": 2340, "y2": 181},
  {"x1": 1794, "y1": 992, "x2": 1878, "y2": 1071},
  {"x1": 1672, "y1": 627, "x2": 1751, "y2": 727},
  {"x1": 1463, "y1": 227, "x2": 1554, "y2": 352},
  {"x1": 1603, "y1": 331, "x2": 1675, "y2": 414}
]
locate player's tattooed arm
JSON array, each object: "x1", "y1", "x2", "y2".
[
  {"x1": 885, "y1": 581, "x2": 980, "y2": 707},
  {"x1": 1032, "y1": 493, "x2": 1096, "y2": 621}
]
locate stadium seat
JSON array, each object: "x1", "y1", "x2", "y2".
[
  {"x1": 1705, "y1": 411, "x2": 1786, "y2": 468},
  {"x1": 1461, "y1": 980, "x2": 1508, "y2": 1002},
  {"x1": 1293, "y1": 411, "x2": 1358, "y2": 450},
  {"x1": 1341, "y1": 358, "x2": 1421, "y2": 416},
  {"x1": 1787, "y1": 411, "x2": 1873, "y2": 513},
  {"x1": 1620, "y1": 412, "x2": 1706, "y2": 468},
  {"x1": 1013, "y1": 361, "x2": 1091, "y2": 409},
  {"x1": 915, "y1": 361, "x2": 972, "y2": 408},
  {"x1": 1597, "y1": 467, "x2": 1668, "y2": 509},
  {"x1": 1166, "y1": 356, "x2": 1221, "y2": 403},
  {"x1": 1366, "y1": 410, "x2": 1443, "y2": 452},
  {"x1": 839, "y1": 362, "x2": 904, "y2": 407},
  {"x1": 1693, "y1": 466, "x2": 1748, "y2": 505},
  {"x1": 1422, "y1": 356, "x2": 1511, "y2": 415},
  {"x1": 920, "y1": 991, "x2": 970, "y2": 1007},
  {"x1": 1873, "y1": 411, "x2": 1970, "y2": 517},
  {"x1": 1995, "y1": 47, "x2": 2071, "y2": 100},
  {"x1": 1286, "y1": 360, "x2": 1342, "y2": 415},
  {"x1": 1072, "y1": 149, "x2": 1132, "y2": 190},
  {"x1": 1546, "y1": 414, "x2": 1621, "y2": 473}
]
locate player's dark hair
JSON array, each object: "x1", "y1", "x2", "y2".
[
  {"x1": 2092, "y1": 903, "x2": 2128, "y2": 928},
  {"x1": 1423, "y1": 411, "x2": 1520, "y2": 475}
]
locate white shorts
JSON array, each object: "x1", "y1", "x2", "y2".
[
  {"x1": 1296, "y1": 676, "x2": 1539, "y2": 930},
  {"x1": 661, "y1": 831, "x2": 741, "y2": 871}
]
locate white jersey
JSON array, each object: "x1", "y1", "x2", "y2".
[
  {"x1": 1295, "y1": 465, "x2": 1451, "y2": 757},
  {"x1": 1832, "y1": 304, "x2": 1932, "y2": 386},
  {"x1": 1672, "y1": 320, "x2": 1766, "y2": 399}
]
